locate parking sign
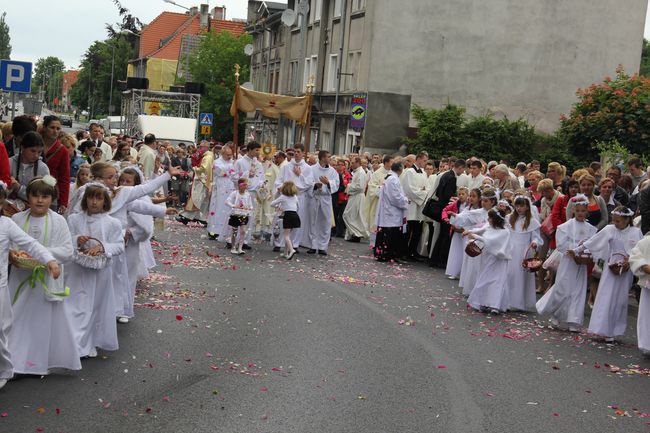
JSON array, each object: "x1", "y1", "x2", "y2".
[{"x1": 0, "y1": 60, "x2": 33, "y2": 93}]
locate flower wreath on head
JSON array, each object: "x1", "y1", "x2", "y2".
[
  {"x1": 570, "y1": 194, "x2": 589, "y2": 206},
  {"x1": 611, "y1": 207, "x2": 634, "y2": 217},
  {"x1": 490, "y1": 207, "x2": 506, "y2": 221},
  {"x1": 497, "y1": 199, "x2": 513, "y2": 213}
]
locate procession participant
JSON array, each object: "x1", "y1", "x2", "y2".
[
  {"x1": 207, "y1": 143, "x2": 236, "y2": 240},
  {"x1": 6, "y1": 115, "x2": 37, "y2": 158},
  {"x1": 332, "y1": 158, "x2": 351, "y2": 238},
  {"x1": 9, "y1": 131, "x2": 50, "y2": 203},
  {"x1": 343, "y1": 156, "x2": 370, "y2": 242},
  {"x1": 465, "y1": 207, "x2": 512, "y2": 314},
  {"x1": 466, "y1": 160, "x2": 485, "y2": 190},
  {"x1": 442, "y1": 186, "x2": 470, "y2": 279},
  {"x1": 306, "y1": 150, "x2": 339, "y2": 256},
  {"x1": 273, "y1": 144, "x2": 312, "y2": 251},
  {"x1": 8, "y1": 177, "x2": 80, "y2": 375},
  {"x1": 225, "y1": 178, "x2": 254, "y2": 255},
  {"x1": 493, "y1": 164, "x2": 520, "y2": 194},
  {"x1": 365, "y1": 155, "x2": 392, "y2": 247},
  {"x1": 41, "y1": 116, "x2": 70, "y2": 212},
  {"x1": 256, "y1": 150, "x2": 279, "y2": 240},
  {"x1": 418, "y1": 160, "x2": 440, "y2": 257},
  {"x1": 430, "y1": 159, "x2": 466, "y2": 268},
  {"x1": 231, "y1": 141, "x2": 264, "y2": 250},
  {"x1": 271, "y1": 180, "x2": 301, "y2": 260},
  {"x1": 0, "y1": 183, "x2": 60, "y2": 389},
  {"x1": 400, "y1": 151, "x2": 429, "y2": 259},
  {"x1": 505, "y1": 196, "x2": 543, "y2": 312},
  {"x1": 66, "y1": 184, "x2": 123, "y2": 358},
  {"x1": 536, "y1": 195, "x2": 597, "y2": 331},
  {"x1": 629, "y1": 233, "x2": 650, "y2": 356},
  {"x1": 138, "y1": 133, "x2": 158, "y2": 181},
  {"x1": 374, "y1": 161, "x2": 409, "y2": 262},
  {"x1": 573, "y1": 206, "x2": 642, "y2": 342},
  {"x1": 177, "y1": 141, "x2": 213, "y2": 227},
  {"x1": 88, "y1": 123, "x2": 112, "y2": 161}
]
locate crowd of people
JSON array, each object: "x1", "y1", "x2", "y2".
[{"x1": 0, "y1": 112, "x2": 648, "y2": 393}]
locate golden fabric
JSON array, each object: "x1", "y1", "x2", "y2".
[{"x1": 230, "y1": 86, "x2": 309, "y2": 124}]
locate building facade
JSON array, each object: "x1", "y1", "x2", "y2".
[{"x1": 247, "y1": 0, "x2": 648, "y2": 155}]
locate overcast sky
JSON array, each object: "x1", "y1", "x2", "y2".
[{"x1": 1, "y1": 0, "x2": 648, "y2": 70}]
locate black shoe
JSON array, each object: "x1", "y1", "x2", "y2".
[
  {"x1": 208, "y1": 233, "x2": 218, "y2": 241},
  {"x1": 226, "y1": 243, "x2": 232, "y2": 249},
  {"x1": 242, "y1": 244, "x2": 252, "y2": 250},
  {"x1": 273, "y1": 246, "x2": 281, "y2": 252},
  {"x1": 307, "y1": 249, "x2": 317, "y2": 254},
  {"x1": 318, "y1": 250, "x2": 328, "y2": 256},
  {"x1": 176, "y1": 215, "x2": 190, "y2": 225},
  {"x1": 346, "y1": 236, "x2": 361, "y2": 243}
]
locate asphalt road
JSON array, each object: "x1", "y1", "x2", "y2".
[{"x1": 0, "y1": 221, "x2": 648, "y2": 433}]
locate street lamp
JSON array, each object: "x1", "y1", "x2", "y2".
[{"x1": 163, "y1": 0, "x2": 191, "y2": 11}]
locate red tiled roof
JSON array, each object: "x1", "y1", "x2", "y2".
[{"x1": 139, "y1": 11, "x2": 190, "y2": 58}]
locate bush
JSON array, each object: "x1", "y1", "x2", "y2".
[
  {"x1": 559, "y1": 66, "x2": 650, "y2": 162},
  {"x1": 407, "y1": 104, "x2": 571, "y2": 167}
]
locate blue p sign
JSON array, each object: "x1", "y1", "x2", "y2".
[{"x1": 0, "y1": 60, "x2": 33, "y2": 93}]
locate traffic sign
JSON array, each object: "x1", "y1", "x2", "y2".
[
  {"x1": 200, "y1": 125, "x2": 212, "y2": 135},
  {"x1": 199, "y1": 112, "x2": 213, "y2": 126},
  {"x1": 0, "y1": 60, "x2": 33, "y2": 93}
]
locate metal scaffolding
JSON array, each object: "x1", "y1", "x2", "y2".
[{"x1": 120, "y1": 89, "x2": 201, "y2": 141}]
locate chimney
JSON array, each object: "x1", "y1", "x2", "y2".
[
  {"x1": 189, "y1": 6, "x2": 198, "y2": 15},
  {"x1": 211, "y1": 5, "x2": 226, "y2": 20},
  {"x1": 200, "y1": 4, "x2": 209, "y2": 29}
]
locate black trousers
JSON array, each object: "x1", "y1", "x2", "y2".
[
  {"x1": 405, "y1": 220, "x2": 423, "y2": 257},
  {"x1": 374, "y1": 226, "x2": 403, "y2": 262},
  {"x1": 333, "y1": 200, "x2": 347, "y2": 237},
  {"x1": 430, "y1": 222, "x2": 452, "y2": 268}
]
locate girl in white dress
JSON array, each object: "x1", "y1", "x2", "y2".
[
  {"x1": 466, "y1": 207, "x2": 512, "y2": 314},
  {"x1": 225, "y1": 178, "x2": 254, "y2": 255},
  {"x1": 505, "y1": 196, "x2": 543, "y2": 312},
  {"x1": 66, "y1": 184, "x2": 125, "y2": 358},
  {"x1": 0, "y1": 182, "x2": 60, "y2": 389},
  {"x1": 270, "y1": 181, "x2": 301, "y2": 260},
  {"x1": 8, "y1": 177, "x2": 81, "y2": 375},
  {"x1": 573, "y1": 206, "x2": 642, "y2": 342},
  {"x1": 454, "y1": 189, "x2": 497, "y2": 296},
  {"x1": 442, "y1": 186, "x2": 469, "y2": 280},
  {"x1": 629, "y1": 234, "x2": 650, "y2": 356},
  {"x1": 536, "y1": 195, "x2": 597, "y2": 331}
]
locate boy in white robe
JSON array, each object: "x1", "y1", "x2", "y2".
[
  {"x1": 343, "y1": 156, "x2": 370, "y2": 241},
  {"x1": 306, "y1": 151, "x2": 339, "y2": 256}
]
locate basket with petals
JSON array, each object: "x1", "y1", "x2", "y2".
[
  {"x1": 608, "y1": 253, "x2": 628, "y2": 276},
  {"x1": 465, "y1": 240, "x2": 483, "y2": 257},
  {"x1": 521, "y1": 245, "x2": 543, "y2": 272},
  {"x1": 9, "y1": 250, "x2": 43, "y2": 270},
  {"x1": 573, "y1": 252, "x2": 593, "y2": 266},
  {"x1": 73, "y1": 237, "x2": 108, "y2": 269}
]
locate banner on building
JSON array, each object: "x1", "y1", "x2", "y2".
[
  {"x1": 230, "y1": 86, "x2": 309, "y2": 124},
  {"x1": 350, "y1": 93, "x2": 367, "y2": 129}
]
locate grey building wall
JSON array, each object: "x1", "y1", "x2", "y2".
[{"x1": 368, "y1": 0, "x2": 648, "y2": 133}]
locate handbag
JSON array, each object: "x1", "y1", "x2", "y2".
[
  {"x1": 422, "y1": 197, "x2": 444, "y2": 222},
  {"x1": 540, "y1": 214, "x2": 555, "y2": 237}
]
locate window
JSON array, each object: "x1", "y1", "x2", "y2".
[
  {"x1": 327, "y1": 54, "x2": 338, "y2": 92},
  {"x1": 352, "y1": 0, "x2": 366, "y2": 11},
  {"x1": 334, "y1": 0, "x2": 342, "y2": 17},
  {"x1": 303, "y1": 55, "x2": 318, "y2": 92},
  {"x1": 288, "y1": 60, "x2": 298, "y2": 93},
  {"x1": 321, "y1": 131, "x2": 331, "y2": 151},
  {"x1": 345, "y1": 129, "x2": 361, "y2": 154},
  {"x1": 309, "y1": 0, "x2": 322, "y2": 23},
  {"x1": 346, "y1": 51, "x2": 361, "y2": 91}
]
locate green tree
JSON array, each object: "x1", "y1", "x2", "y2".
[
  {"x1": 70, "y1": 37, "x2": 133, "y2": 117},
  {"x1": 189, "y1": 30, "x2": 253, "y2": 143},
  {"x1": 0, "y1": 12, "x2": 11, "y2": 59},
  {"x1": 33, "y1": 56, "x2": 65, "y2": 100},
  {"x1": 559, "y1": 66, "x2": 650, "y2": 162},
  {"x1": 640, "y1": 39, "x2": 650, "y2": 77}
]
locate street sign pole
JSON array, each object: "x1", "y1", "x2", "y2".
[{"x1": 10, "y1": 92, "x2": 15, "y2": 119}]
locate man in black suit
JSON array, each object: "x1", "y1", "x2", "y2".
[{"x1": 430, "y1": 159, "x2": 467, "y2": 268}]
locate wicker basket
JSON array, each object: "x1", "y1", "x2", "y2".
[
  {"x1": 521, "y1": 245, "x2": 543, "y2": 272},
  {"x1": 608, "y1": 253, "x2": 628, "y2": 276},
  {"x1": 465, "y1": 240, "x2": 483, "y2": 257},
  {"x1": 9, "y1": 250, "x2": 42, "y2": 270},
  {"x1": 2, "y1": 200, "x2": 22, "y2": 217},
  {"x1": 73, "y1": 237, "x2": 109, "y2": 269},
  {"x1": 573, "y1": 252, "x2": 593, "y2": 266}
]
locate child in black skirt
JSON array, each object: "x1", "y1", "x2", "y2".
[
  {"x1": 271, "y1": 181, "x2": 300, "y2": 260},
  {"x1": 226, "y1": 178, "x2": 254, "y2": 255}
]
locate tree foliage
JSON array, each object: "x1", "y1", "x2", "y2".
[
  {"x1": 70, "y1": 38, "x2": 132, "y2": 117},
  {"x1": 33, "y1": 57, "x2": 65, "y2": 98},
  {"x1": 189, "y1": 30, "x2": 253, "y2": 143},
  {"x1": 641, "y1": 39, "x2": 650, "y2": 77},
  {"x1": 407, "y1": 104, "x2": 567, "y2": 166},
  {"x1": 558, "y1": 66, "x2": 650, "y2": 162},
  {"x1": 0, "y1": 12, "x2": 11, "y2": 60}
]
